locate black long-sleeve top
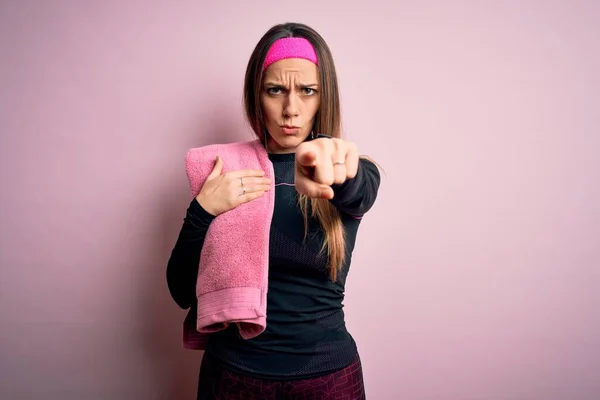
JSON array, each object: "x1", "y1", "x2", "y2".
[{"x1": 167, "y1": 151, "x2": 380, "y2": 380}]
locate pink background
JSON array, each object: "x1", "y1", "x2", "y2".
[{"x1": 1, "y1": 1, "x2": 599, "y2": 399}]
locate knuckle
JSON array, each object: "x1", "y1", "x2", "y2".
[{"x1": 298, "y1": 142, "x2": 309, "y2": 150}]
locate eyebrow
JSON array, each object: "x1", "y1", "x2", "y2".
[{"x1": 263, "y1": 81, "x2": 319, "y2": 87}]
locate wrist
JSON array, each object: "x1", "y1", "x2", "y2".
[{"x1": 195, "y1": 194, "x2": 217, "y2": 216}]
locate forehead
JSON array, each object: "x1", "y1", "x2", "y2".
[{"x1": 262, "y1": 58, "x2": 319, "y2": 82}]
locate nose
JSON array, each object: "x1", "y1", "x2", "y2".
[{"x1": 283, "y1": 93, "x2": 299, "y2": 118}]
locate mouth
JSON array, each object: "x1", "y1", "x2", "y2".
[{"x1": 280, "y1": 125, "x2": 301, "y2": 135}]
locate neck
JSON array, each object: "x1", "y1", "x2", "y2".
[{"x1": 266, "y1": 138, "x2": 297, "y2": 154}]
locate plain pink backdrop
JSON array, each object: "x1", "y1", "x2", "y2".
[{"x1": 1, "y1": 1, "x2": 598, "y2": 399}]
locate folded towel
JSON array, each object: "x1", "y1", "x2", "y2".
[{"x1": 182, "y1": 139, "x2": 275, "y2": 350}]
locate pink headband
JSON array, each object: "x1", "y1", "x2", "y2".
[{"x1": 263, "y1": 37, "x2": 319, "y2": 71}]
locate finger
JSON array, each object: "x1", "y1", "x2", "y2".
[
  {"x1": 332, "y1": 157, "x2": 347, "y2": 185},
  {"x1": 236, "y1": 189, "x2": 267, "y2": 204},
  {"x1": 239, "y1": 184, "x2": 271, "y2": 194},
  {"x1": 313, "y1": 154, "x2": 335, "y2": 185},
  {"x1": 297, "y1": 150, "x2": 317, "y2": 167},
  {"x1": 206, "y1": 155, "x2": 224, "y2": 180},
  {"x1": 227, "y1": 169, "x2": 266, "y2": 179},
  {"x1": 295, "y1": 175, "x2": 334, "y2": 199},
  {"x1": 237, "y1": 177, "x2": 272, "y2": 186},
  {"x1": 345, "y1": 144, "x2": 360, "y2": 179}
]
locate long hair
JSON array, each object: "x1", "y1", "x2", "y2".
[{"x1": 243, "y1": 22, "x2": 345, "y2": 281}]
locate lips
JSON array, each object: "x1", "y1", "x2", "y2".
[{"x1": 281, "y1": 125, "x2": 300, "y2": 135}]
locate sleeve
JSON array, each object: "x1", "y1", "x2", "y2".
[
  {"x1": 329, "y1": 157, "x2": 381, "y2": 217},
  {"x1": 166, "y1": 198, "x2": 216, "y2": 309}
]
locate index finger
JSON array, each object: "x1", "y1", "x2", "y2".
[
  {"x1": 295, "y1": 176, "x2": 334, "y2": 199},
  {"x1": 313, "y1": 152, "x2": 335, "y2": 185}
]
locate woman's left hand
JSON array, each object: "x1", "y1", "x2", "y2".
[{"x1": 295, "y1": 138, "x2": 359, "y2": 199}]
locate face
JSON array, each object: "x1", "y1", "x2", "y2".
[{"x1": 260, "y1": 58, "x2": 320, "y2": 154}]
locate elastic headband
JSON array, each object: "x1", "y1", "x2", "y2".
[{"x1": 263, "y1": 37, "x2": 319, "y2": 71}]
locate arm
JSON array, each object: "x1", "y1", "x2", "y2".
[
  {"x1": 167, "y1": 153, "x2": 271, "y2": 309},
  {"x1": 295, "y1": 136, "x2": 381, "y2": 214},
  {"x1": 166, "y1": 198, "x2": 215, "y2": 309},
  {"x1": 329, "y1": 157, "x2": 381, "y2": 217}
]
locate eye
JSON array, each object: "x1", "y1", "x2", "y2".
[
  {"x1": 267, "y1": 87, "x2": 284, "y2": 95},
  {"x1": 302, "y1": 88, "x2": 317, "y2": 95}
]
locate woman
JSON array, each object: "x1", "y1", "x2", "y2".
[{"x1": 167, "y1": 22, "x2": 381, "y2": 399}]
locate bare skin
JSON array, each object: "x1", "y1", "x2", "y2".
[
  {"x1": 197, "y1": 57, "x2": 361, "y2": 215},
  {"x1": 195, "y1": 156, "x2": 271, "y2": 216}
]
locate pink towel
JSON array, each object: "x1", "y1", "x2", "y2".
[{"x1": 182, "y1": 139, "x2": 275, "y2": 350}]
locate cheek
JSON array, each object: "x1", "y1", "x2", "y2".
[
  {"x1": 305, "y1": 97, "x2": 320, "y2": 119},
  {"x1": 260, "y1": 97, "x2": 279, "y2": 123}
]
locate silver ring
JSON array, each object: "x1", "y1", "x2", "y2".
[{"x1": 333, "y1": 160, "x2": 345, "y2": 165}]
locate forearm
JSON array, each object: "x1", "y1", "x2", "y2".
[
  {"x1": 166, "y1": 198, "x2": 215, "y2": 309},
  {"x1": 329, "y1": 158, "x2": 381, "y2": 217}
]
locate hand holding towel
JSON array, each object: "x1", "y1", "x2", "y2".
[{"x1": 182, "y1": 139, "x2": 275, "y2": 349}]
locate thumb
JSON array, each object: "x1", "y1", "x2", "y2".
[
  {"x1": 297, "y1": 150, "x2": 317, "y2": 167},
  {"x1": 207, "y1": 155, "x2": 223, "y2": 179}
]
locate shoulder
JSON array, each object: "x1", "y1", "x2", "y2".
[{"x1": 185, "y1": 139, "x2": 261, "y2": 162}]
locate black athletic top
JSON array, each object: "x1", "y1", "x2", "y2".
[{"x1": 166, "y1": 150, "x2": 380, "y2": 380}]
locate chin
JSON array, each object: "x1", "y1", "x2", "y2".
[{"x1": 270, "y1": 134, "x2": 308, "y2": 151}]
